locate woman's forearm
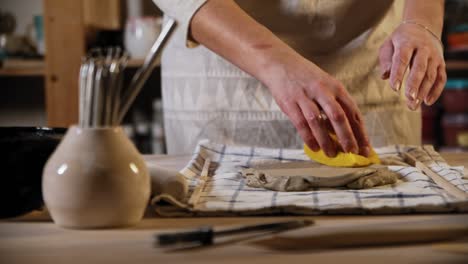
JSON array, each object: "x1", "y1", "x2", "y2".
[
  {"x1": 403, "y1": 0, "x2": 445, "y2": 37},
  {"x1": 189, "y1": 0, "x2": 299, "y2": 86},
  {"x1": 188, "y1": 0, "x2": 371, "y2": 156}
]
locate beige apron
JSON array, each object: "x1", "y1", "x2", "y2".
[{"x1": 154, "y1": 0, "x2": 421, "y2": 154}]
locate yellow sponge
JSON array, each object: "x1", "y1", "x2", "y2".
[{"x1": 304, "y1": 136, "x2": 380, "y2": 167}]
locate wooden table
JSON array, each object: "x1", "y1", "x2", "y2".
[{"x1": 1, "y1": 153, "x2": 468, "y2": 264}]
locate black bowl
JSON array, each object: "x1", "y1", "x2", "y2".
[{"x1": 0, "y1": 127, "x2": 66, "y2": 218}]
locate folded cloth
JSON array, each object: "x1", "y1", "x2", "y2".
[{"x1": 151, "y1": 140, "x2": 468, "y2": 216}]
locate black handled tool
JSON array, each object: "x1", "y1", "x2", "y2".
[{"x1": 155, "y1": 219, "x2": 313, "y2": 247}]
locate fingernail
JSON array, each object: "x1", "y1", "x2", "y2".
[
  {"x1": 410, "y1": 99, "x2": 420, "y2": 111},
  {"x1": 425, "y1": 96, "x2": 434, "y2": 105},
  {"x1": 381, "y1": 68, "x2": 390, "y2": 79},
  {"x1": 394, "y1": 80, "x2": 401, "y2": 91},
  {"x1": 361, "y1": 146, "x2": 370, "y2": 157},
  {"x1": 327, "y1": 149, "x2": 337, "y2": 158},
  {"x1": 411, "y1": 91, "x2": 417, "y2": 100},
  {"x1": 424, "y1": 97, "x2": 430, "y2": 105}
]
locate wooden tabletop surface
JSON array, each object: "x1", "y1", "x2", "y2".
[{"x1": 1, "y1": 153, "x2": 468, "y2": 264}]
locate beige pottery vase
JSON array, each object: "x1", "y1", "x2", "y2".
[{"x1": 42, "y1": 126, "x2": 150, "y2": 229}]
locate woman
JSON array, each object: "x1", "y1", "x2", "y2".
[{"x1": 152, "y1": 0, "x2": 446, "y2": 155}]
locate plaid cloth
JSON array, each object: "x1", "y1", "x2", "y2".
[{"x1": 151, "y1": 140, "x2": 468, "y2": 216}]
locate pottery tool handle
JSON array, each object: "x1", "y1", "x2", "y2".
[
  {"x1": 78, "y1": 58, "x2": 89, "y2": 127},
  {"x1": 156, "y1": 220, "x2": 313, "y2": 247},
  {"x1": 403, "y1": 152, "x2": 468, "y2": 200},
  {"x1": 79, "y1": 48, "x2": 129, "y2": 128},
  {"x1": 118, "y1": 17, "x2": 176, "y2": 123},
  {"x1": 84, "y1": 59, "x2": 96, "y2": 127}
]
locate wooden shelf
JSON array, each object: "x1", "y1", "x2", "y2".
[
  {"x1": 0, "y1": 59, "x2": 45, "y2": 77},
  {"x1": 446, "y1": 60, "x2": 468, "y2": 71},
  {"x1": 0, "y1": 58, "x2": 155, "y2": 76},
  {"x1": 0, "y1": 67, "x2": 45, "y2": 76}
]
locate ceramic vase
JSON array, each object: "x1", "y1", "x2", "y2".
[{"x1": 42, "y1": 126, "x2": 150, "y2": 229}]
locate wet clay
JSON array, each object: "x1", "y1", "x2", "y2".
[{"x1": 242, "y1": 162, "x2": 399, "y2": 191}]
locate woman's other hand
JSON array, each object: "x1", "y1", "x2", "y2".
[{"x1": 379, "y1": 0, "x2": 446, "y2": 110}]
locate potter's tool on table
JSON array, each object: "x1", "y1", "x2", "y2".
[
  {"x1": 155, "y1": 219, "x2": 313, "y2": 247},
  {"x1": 78, "y1": 17, "x2": 176, "y2": 128}
]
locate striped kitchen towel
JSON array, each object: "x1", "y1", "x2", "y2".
[{"x1": 151, "y1": 140, "x2": 468, "y2": 216}]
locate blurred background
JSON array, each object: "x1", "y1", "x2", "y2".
[{"x1": 0, "y1": 0, "x2": 467, "y2": 154}]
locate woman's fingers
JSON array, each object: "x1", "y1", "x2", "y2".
[
  {"x1": 284, "y1": 102, "x2": 320, "y2": 152},
  {"x1": 390, "y1": 44, "x2": 413, "y2": 92},
  {"x1": 417, "y1": 58, "x2": 437, "y2": 106},
  {"x1": 378, "y1": 38, "x2": 394, "y2": 80},
  {"x1": 316, "y1": 93, "x2": 358, "y2": 155},
  {"x1": 298, "y1": 98, "x2": 337, "y2": 157},
  {"x1": 425, "y1": 64, "x2": 447, "y2": 105},
  {"x1": 382, "y1": 23, "x2": 448, "y2": 108},
  {"x1": 405, "y1": 48, "x2": 429, "y2": 108},
  {"x1": 337, "y1": 96, "x2": 371, "y2": 157}
]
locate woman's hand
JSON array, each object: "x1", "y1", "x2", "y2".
[
  {"x1": 261, "y1": 54, "x2": 371, "y2": 158},
  {"x1": 379, "y1": 21, "x2": 446, "y2": 110},
  {"x1": 189, "y1": 0, "x2": 371, "y2": 156}
]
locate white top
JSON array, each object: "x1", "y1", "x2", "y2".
[{"x1": 153, "y1": 0, "x2": 421, "y2": 154}]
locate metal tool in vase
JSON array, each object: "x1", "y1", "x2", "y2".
[{"x1": 78, "y1": 18, "x2": 176, "y2": 127}]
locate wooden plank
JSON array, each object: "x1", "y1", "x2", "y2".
[
  {"x1": 83, "y1": 0, "x2": 122, "y2": 30},
  {"x1": 43, "y1": 0, "x2": 86, "y2": 127},
  {"x1": 188, "y1": 158, "x2": 211, "y2": 207},
  {"x1": 403, "y1": 152, "x2": 468, "y2": 200}
]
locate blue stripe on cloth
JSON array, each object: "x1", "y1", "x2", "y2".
[
  {"x1": 392, "y1": 185, "x2": 405, "y2": 213},
  {"x1": 271, "y1": 191, "x2": 278, "y2": 207},
  {"x1": 351, "y1": 190, "x2": 363, "y2": 208},
  {"x1": 312, "y1": 188, "x2": 319, "y2": 208},
  {"x1": 227, "y1": 145, "x2": 247, "y2": 211},
  {"x1": 362, "y1": 193, "x2": 442, "y2": 199},
  {"x1": 218, "y1": 144, "x2": 227, "y2": 163},
  {"x1": 246, "y1": 146, "x2": 254, "y2": 167},
  {"x1": 228, "y1": 178, "x2": 245, "y2": 211}
]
